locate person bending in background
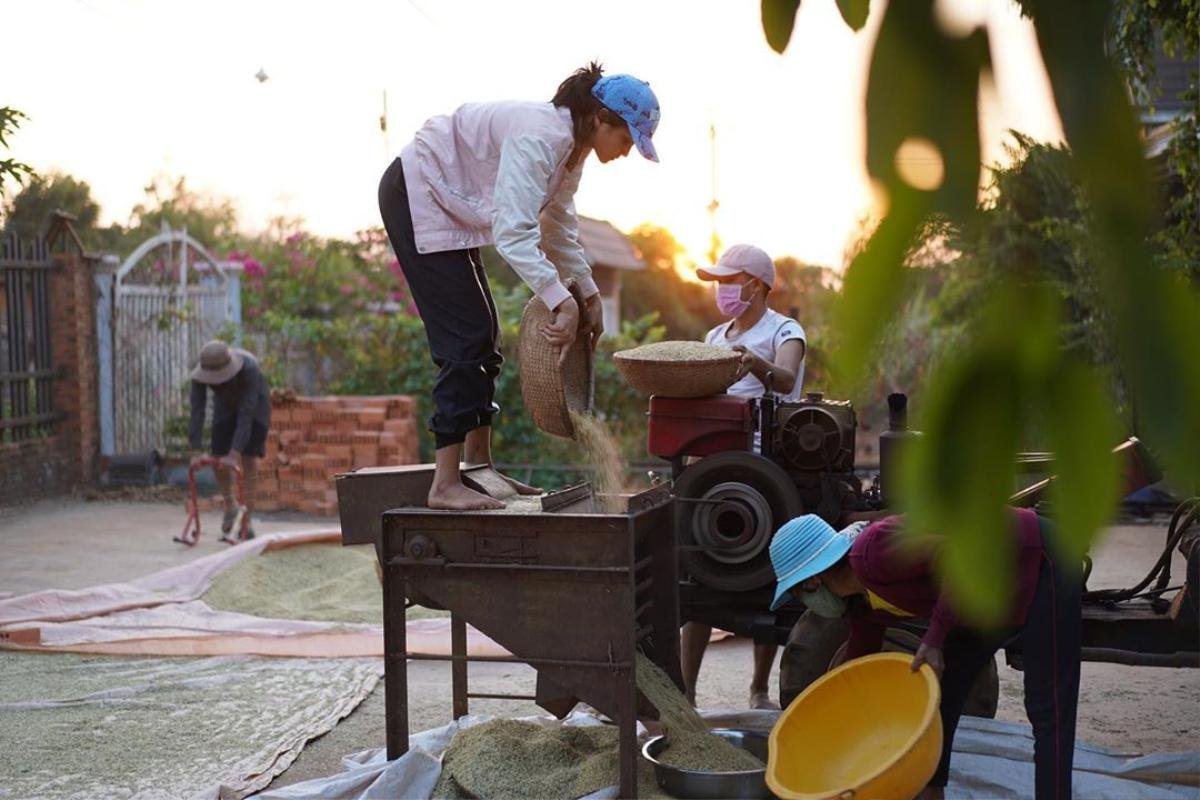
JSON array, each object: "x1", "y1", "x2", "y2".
[
  {"x1": 769, "y1": 511, "x2": 1081, "y2": 799},
  {"x1": 188, "y1": 339, "x2": 271, "y2": 538},
  {"x1": 681, "y1": 243, "x2": 807, "y2": 710},
  {"x1": 377, "y1": 62, "x2": 661, "y2": 510}
]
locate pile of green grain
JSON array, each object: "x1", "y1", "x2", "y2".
[
  {"x1": 432, "y1": 719, "x2": 665, "y2": 799},
  {"x1": 203, "y1": 542, "x2": 443, "y2": 623},
  {"x1": 569, "y1": 410, "x2": 626, "y2": 513},
  {"x1": 202, "y1": 543, "x2": 383, "y2": 624},
  {"x1": 616, "y1": 341, "x2": 735, "y2": 362},
  {"x1": 635, "y1": 652, "x2": 764, "y2": 773},
  {"x1": 428, "y1": 657, "x2": 760, "y2": 799},
  {"x1": 0, "y1": 651, "x2": 381, "y2": 800}
]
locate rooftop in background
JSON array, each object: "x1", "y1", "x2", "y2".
[{"x1": 578, "y1": 217, "x2": 645, "y2": 272}]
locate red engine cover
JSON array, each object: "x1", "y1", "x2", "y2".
[{"x1": 647, "y1": 395, "x2": 754, "y2": 459}]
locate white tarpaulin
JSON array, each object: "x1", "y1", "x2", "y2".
[
  {"x1": 0, "y1": 529, "x2": 339, "y2": 627},
  {"x1": 0, "y1": 651, "x2": 382, "y2": 800},
  {"x1": 253, "y1": 710, "x2": 1200, "y2": 800},
  {"x1": 0, "y1": 530, "x2": 507, "y2": 659}
]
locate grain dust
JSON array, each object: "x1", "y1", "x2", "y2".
[{"x1": 569, "y1": 410, "x2": 625, "y2": 513}]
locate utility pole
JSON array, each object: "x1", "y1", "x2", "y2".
[
  {"x1": 707, "y1": 121, "x2": 721, "y2": 265},
  {"x1": 380, "y1": 90, "x2": 390, "y2": 158}
]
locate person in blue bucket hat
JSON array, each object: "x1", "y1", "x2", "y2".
[
  {"x1": 769, "y1": 515, "x2": 869, "y2": 614},
  {"x1": 770, "y1": 512, "x2": 1081, "y2": 800},
  {"x1": 377, "y1": 62, "x2": 660, "y2": 510}
]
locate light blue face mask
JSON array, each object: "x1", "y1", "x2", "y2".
[{"x1": 800, "y1": 584, "x2": 847, "y2": 618}]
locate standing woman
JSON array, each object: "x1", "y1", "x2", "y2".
[{"x1": 379, "y1": 62, "x2": 661, "y2": 510}]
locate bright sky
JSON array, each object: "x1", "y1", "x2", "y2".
[{"x1": 6, "y1": 0, "x2": 1062, "y2": 269}]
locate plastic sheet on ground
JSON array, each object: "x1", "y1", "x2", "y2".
[
  {"x1": 0, "y1": 651, "x2": 382, "y2": 800},
  {"x1": 0, "y1": 529, "x2": 507, "y2": 659},
  {"x1": 252, "y1": 709, "x2": 1200, "y2": 800},
  {"x1": 254, "y1": 708, "x2": 628, "y2": 800},
  {"x1": 0, "y1": 529, "x2": 339, "y2": 626}
]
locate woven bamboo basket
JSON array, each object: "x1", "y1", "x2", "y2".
[
  {"x1": 517, "y1": 282, "x2": 593, "y2": 439},
  {"x1": 613, "y1": 341, "x2": 742, "y2": 398}
]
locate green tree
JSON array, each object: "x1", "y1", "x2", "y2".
[
  {"x1": 478, "y1": 245, "x2": 522, "y2": 291},
  {"x1": 1, "y1": 171, "x2": 101, "y2": 243},
  {"x1": 242, "y1": 225, "x2": 400, "y2": 321},
  {"x1": 1110, "y1": 0, "x2": 1199, "y2": 278},
  {"x1": 769, "y1": 257, "x2": 840, "y2": 388},
  {"x1": 938, "y1": 134, "x2": 1121, "y2": 408},
  {"x1": 0, "y1": 107, "x2": 34, "y2": 202},
  {"x1": 763, "y1": 0, "x2": 1200, "y2": 623},
  {"x1": 116, "y1": 175, "x2": 242, "y2": 255},
  {"x1": 771, "y1": 258, "x2": 839, "y2": 332},
  {"x1": 623, "y1": 224, "x2": 717, "y2": 340}
]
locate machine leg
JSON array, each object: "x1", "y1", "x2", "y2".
[
  {"x1": 452, "y1": 612, "x2": 468, "y2": 719},
  {"x1": 384, "y1": 561, "x2": 409, "y2": 760},
  {"x1": 618, "y1": 665, "x2": 638, "y2": 799},
  {"x1": 649, "y1": 515, "x2": 684, "y2": 691}
]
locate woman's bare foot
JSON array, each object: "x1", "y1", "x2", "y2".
[
  {"x1": 428, "y1": 481, "x2": 504, "y2": 510},
  {"x1": 497, "y1": 470, "x2": 542, "y2": 496}
]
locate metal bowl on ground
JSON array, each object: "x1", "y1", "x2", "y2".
[{"x1": 642, "y1": 728, "x2": 771, "y2": 799}]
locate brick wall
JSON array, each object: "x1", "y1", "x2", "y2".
[
  {"x1": 0, "y1": 246, "x2": 100, "y2": 506},
  {"x1": 192, "y1": 393, "x2": 421, "y2": 517}
]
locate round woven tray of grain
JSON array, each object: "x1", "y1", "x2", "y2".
[
  {"x1": 613, "y1": 341, "x2": 741, "y2": 398},
  {"x1": 517, "y1": 282, "x2": 593, "y2": 439}
]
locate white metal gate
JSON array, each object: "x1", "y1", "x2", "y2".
[{"x1": 97, "y1": 224, "x2": 241, "y2": 455}]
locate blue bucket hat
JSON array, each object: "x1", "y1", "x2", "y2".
[
  {"x1": 591, "y1": 74, "x2": 661, "y2": 162},
  {"x1": 769, "y1": 515, "x2": 863, "y2": 611}
]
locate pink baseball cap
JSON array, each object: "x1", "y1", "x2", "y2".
[{"x1": 696, "y1": 244, "x2": 775, "y2": 288}]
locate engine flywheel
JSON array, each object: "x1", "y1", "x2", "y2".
[{"x1": 674, "y1": 451, "x2": 804, "y2": 592}]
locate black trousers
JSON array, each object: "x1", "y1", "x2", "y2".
[
  {"x1": 377, "y1": 157, "x2": 503, "y2": 449},
  {"x1": 932, "y1": 527, "x2": 1082, "y2": 798}
]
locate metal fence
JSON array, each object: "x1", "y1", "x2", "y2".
[
  {"x1": 0, "y1": 233, "x2": 60, "y2": 443},
  {"x1": 97, "y1": 225, "x2": 241, "y2": 456},
  {"x1": 111, "y1": 284, "x2": 229, "y2": 454}
]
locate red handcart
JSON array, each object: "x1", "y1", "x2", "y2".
[{"x1": 175, "y1": 456, "x2": 252, "y2": 546}]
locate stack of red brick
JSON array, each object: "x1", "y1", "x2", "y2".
[{"x1": 194, "y1": 394, "x2": 421, "y2": 516}]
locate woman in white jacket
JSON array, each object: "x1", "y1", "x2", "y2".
[{"x1": 378, "y1": 62, "x2": 661, "y2": 510}]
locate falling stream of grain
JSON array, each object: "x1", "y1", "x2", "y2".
[
  {"x1": 569, "y1": 410, "x2": 626, "y2": 513},
  {"x1": 635, "y1": 652, "x2": 765, "y2": 772}
]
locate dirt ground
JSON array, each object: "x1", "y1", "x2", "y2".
[{"x1": 1, "y1": 498, "x2": 1197, "y2": 792}]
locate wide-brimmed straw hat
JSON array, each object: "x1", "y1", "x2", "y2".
[{"x1": 191, "y1": 340, "x2": 243, "y2": 385}]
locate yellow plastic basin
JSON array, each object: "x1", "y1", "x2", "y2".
[{"x1": 767, "y1": 652, "x2": 943, "y2": 800}]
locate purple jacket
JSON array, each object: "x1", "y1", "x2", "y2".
[{"x1": 846, "y1": 508, "x2": 1044, "y2": 657}]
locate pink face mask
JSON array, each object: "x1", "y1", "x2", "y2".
[{"x1": 715, "y1": 283, "x2": 752, "y2": 318}]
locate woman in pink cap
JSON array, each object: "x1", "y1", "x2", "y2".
[
  {"x1": 378, "y1": 62, "x2": 661, "y2": 510},
  {"x1": 681, "y1": 243, "x2": 807, "y2": 709}
]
